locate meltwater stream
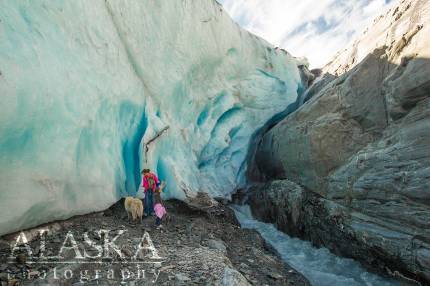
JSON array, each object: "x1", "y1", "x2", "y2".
[{"x1": 231, "y1": 205, "x2": 402, "y2": 286}]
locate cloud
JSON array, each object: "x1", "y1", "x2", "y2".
[{"x1": 219, "y1": 0, "x2": 397, "y2": 68}]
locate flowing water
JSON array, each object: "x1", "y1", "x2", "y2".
[{"x1": 231, "y1": 205, "x2": 403, "y2": 286}]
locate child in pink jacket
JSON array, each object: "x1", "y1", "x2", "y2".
[{"x1": 154, "y1": 192, "x2": 166, "y2": 228}]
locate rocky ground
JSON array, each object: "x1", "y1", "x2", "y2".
[{"x1": 0, "y1": 199, "x2": 309, "y2": 286}]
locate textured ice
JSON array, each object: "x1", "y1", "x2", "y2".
[
  {"x1": 0, "y1": 0, "x2": 302, "y2": 235},
  {"x1": 232, "y1": 205, "x2": 401, "y2": 286}
]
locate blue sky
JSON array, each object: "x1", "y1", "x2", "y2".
[{"x1": 219, "y1": 0, "x2": 397, "y2": 68}]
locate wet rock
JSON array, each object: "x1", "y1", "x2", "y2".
[
  {"x1": 222, "y1": 267, "x2": 250, "y2": 286},
  {"x1": 249, "y1": 180, "x2": 304, "y2": 237},
  {"x1": 214, "y1": 197, "x2": 230, "y2": 205},
  {"x1": 207, "y1": 239, "x2": 227, "y2": 253},
  {"x1": 267, "y1": 271, "x2": 283, "y2": 280}
]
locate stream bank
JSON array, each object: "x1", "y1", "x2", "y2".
[{"x1": 232, "y1": 204, "x2": 415, "y2": 286}]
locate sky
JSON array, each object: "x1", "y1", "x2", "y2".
[{"x1": 218, "y1": 0, "x2": 397, "y2": 68}]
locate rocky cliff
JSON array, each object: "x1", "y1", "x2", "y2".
[{"x1": 249, "y1": 0, "x2": 430, "y2": 283}]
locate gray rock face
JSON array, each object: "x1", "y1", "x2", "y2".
[
  {"x1": 248, "y1": 180, "x2": 430, "y2": 284},
  {"x1": 385, "y1": 52, "x2": 430, "y2": 120},
  {"x1": 254, "y1": 48, "x2": 389, "y2": 193},
  {"x1": 248, "y1": 180, "x2": 305, "y2": 237},
  {"x1": 299, "y1": 72, "x2": 336, "y2": 105},
  {"x1": 250, "y1": 0, "x2": 430, "y2": 283}
]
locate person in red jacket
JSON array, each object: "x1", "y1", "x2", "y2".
[{"x1": 141, "y1": 168, "x2": 160, "y2": 216}]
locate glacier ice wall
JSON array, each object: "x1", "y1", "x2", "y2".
[{"x1": 0, "y1": 0, "x2": 302, "y2": 235}]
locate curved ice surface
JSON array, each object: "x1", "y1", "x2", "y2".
[
  {"x1": 232, "y1": 205, "x2": 401, "y2": 286},
  {"x1": 0, "y1": 0, "x2": 302, "y2": 235}
]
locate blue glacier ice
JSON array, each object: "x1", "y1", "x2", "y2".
[{"x1": 0, "y1": 0, "x2": 303, "y2": 235}]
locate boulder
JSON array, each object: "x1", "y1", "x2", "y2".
[
  {"x1": 207, "y1": 239, "x2": 227, "y2": 253},
  {"x1": 222, "y1": 267, "x2": 250, "y2": 286}
]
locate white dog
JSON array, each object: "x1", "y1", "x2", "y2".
[{"x1": 124, "y1": 197, "x2": 144, "y2": 223}]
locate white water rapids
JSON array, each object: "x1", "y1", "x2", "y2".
[{"x1": 231, "y1": 205, "x2": 403, "y2": 286}]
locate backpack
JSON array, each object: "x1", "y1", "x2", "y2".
[{"x1": 147, "y1": 175, "x2": 156, "y2": 190}]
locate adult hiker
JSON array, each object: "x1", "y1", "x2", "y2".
[{"x1": 141, "y1": 168, "x2": 160, "y2": 216}]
